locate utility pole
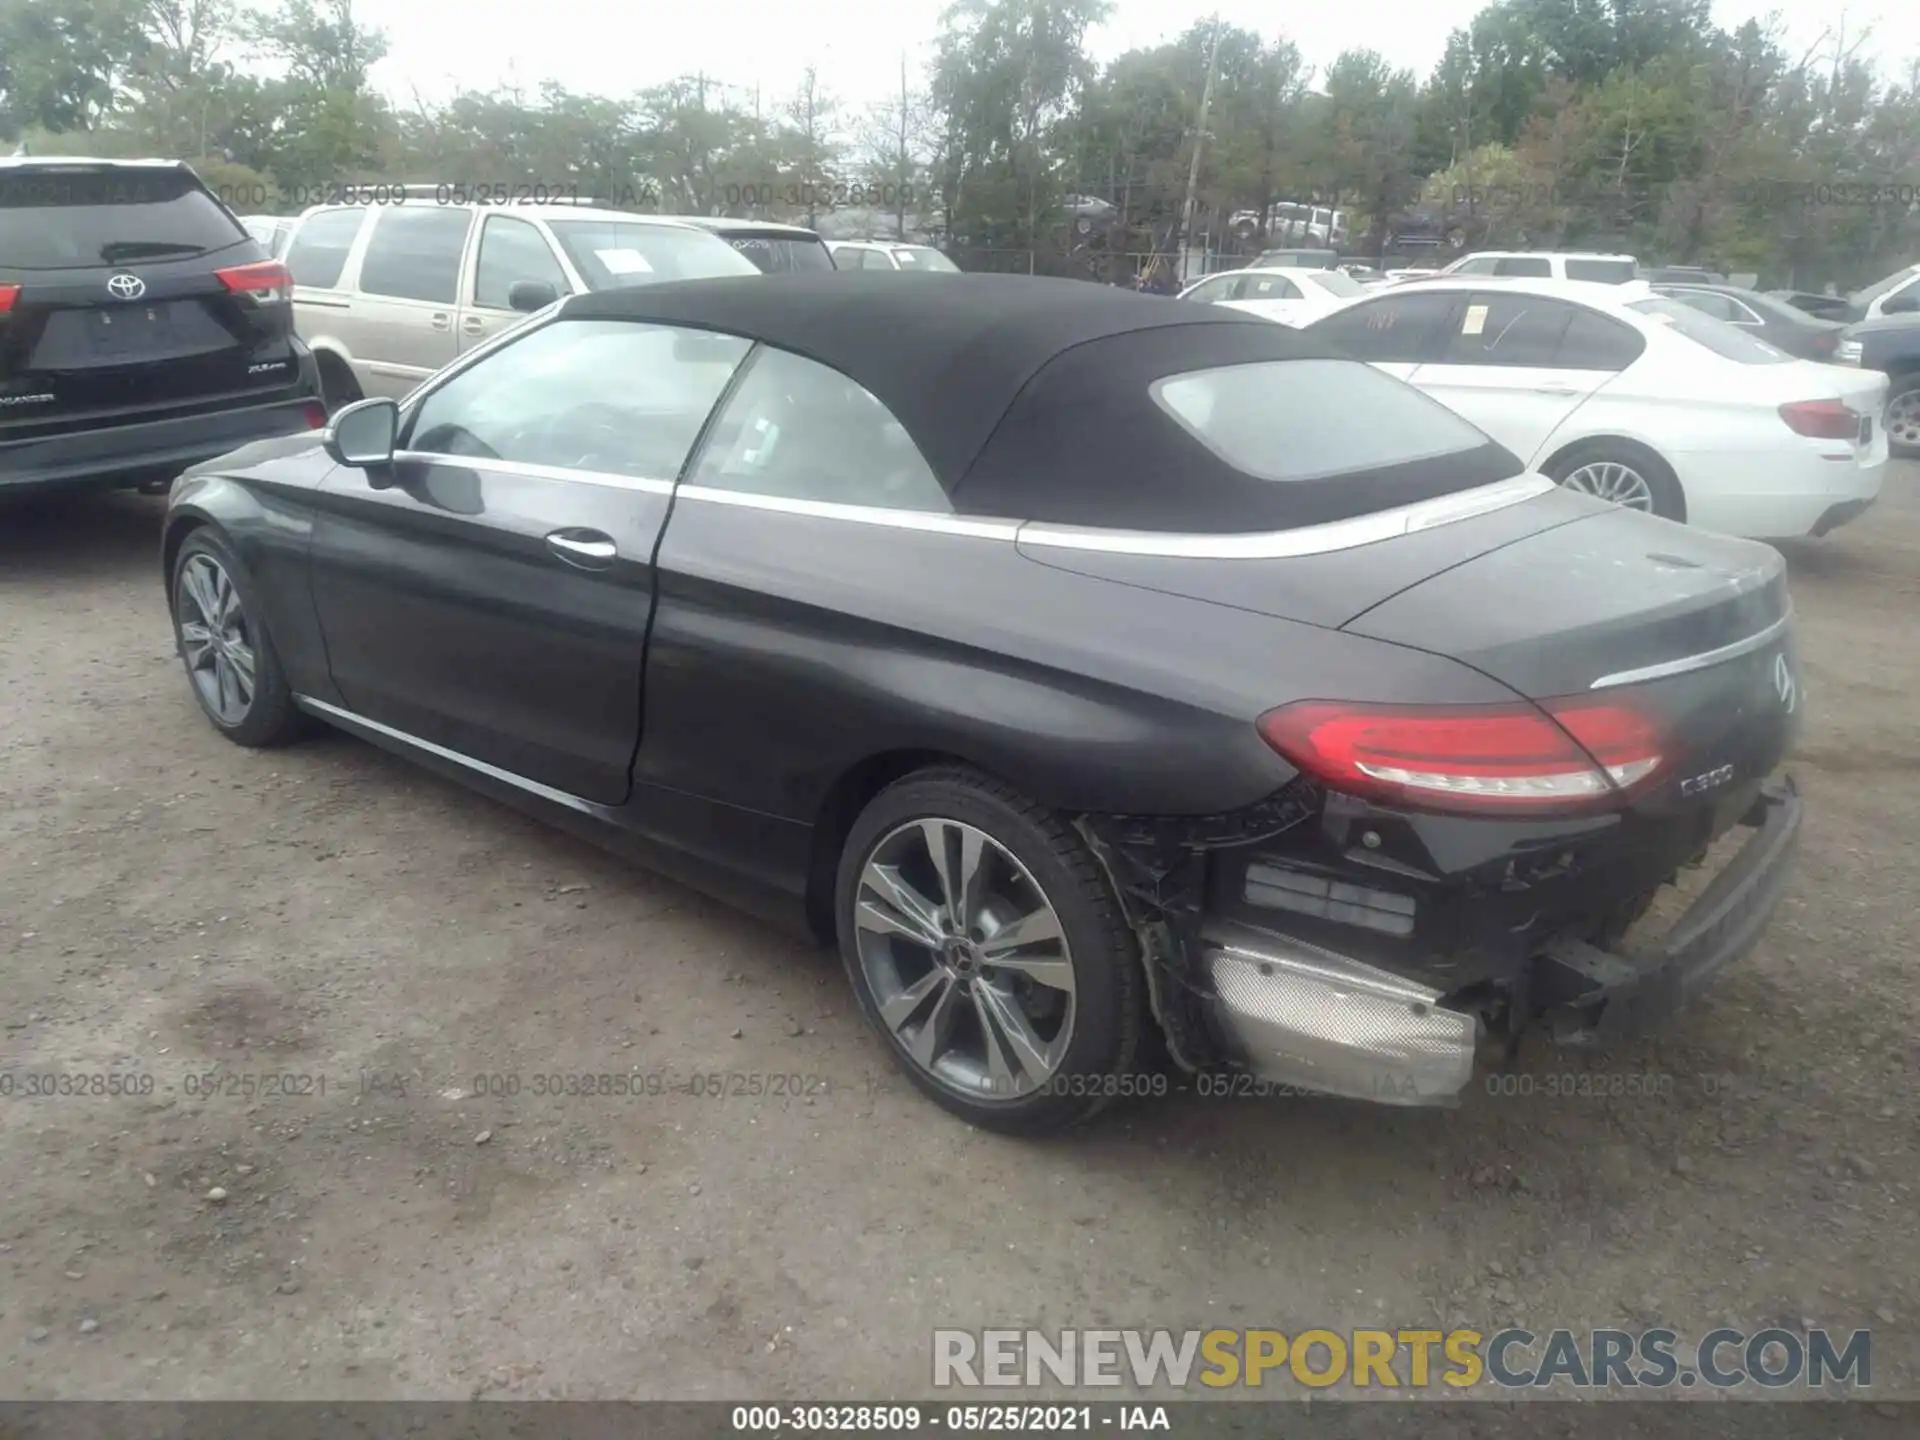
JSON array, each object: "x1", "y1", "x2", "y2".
[
  {"x1": 897, "y1": 52, "x2": 910, "y2": 240},
  {"x1": 1177, "y1": 15, "x2": 1224, "y2": 284}
]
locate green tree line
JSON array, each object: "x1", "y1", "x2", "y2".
[{"x1": 4, "y1": 0, "x2": 1916, "y2": 285}]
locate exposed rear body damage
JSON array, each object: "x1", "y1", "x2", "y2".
[{"x1": 1065, "y1": 503, "x2": 1804, "y2": 1103}]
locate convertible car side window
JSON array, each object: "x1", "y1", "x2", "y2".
[
  {"x1": 404, "y1": 319, "x2": 752, "y2": 480},
  {"x1": 686, "y1": 346, "x2": 950, "y2": 512}
]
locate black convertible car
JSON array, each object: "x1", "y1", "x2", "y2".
[{"x1": 163, "y1": 273, "x2": 1804, "y2": 1133}]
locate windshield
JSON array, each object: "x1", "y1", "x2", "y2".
[
  {"x1": 1848, "y1": 263, "x2": 1920, "y2": 307},
  {"x1": 1152, "y1": 358, "x2": 1500, "y2": 483},
  {"x1": 0, "y1": 168, "x2": 248, "y2": 271},
  {"x1": 1565, "y1": 258, "x2": 1639, "y2": 284},
  {"x1": 546, "y1": 221, "x2": 760, "y2": 288},
  {"x1": 1304, "y1": 270, "x2": 1364, "y2": 298},
  {"x1": 720, "y1": 234, "x2": 834, "y2": 273},
  {"x1": 1628, "y1": 298, "x2": 1793, "y2": 363},
  {"x1": 894, "y1": 246, "x2": 959, "y2": 272}
]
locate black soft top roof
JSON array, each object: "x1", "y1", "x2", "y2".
[
  {"x1": 560, "y1": 273, "x2": 1312, "y2": 479},
  {"x1": 558, "y1": 272, "x2": 1518, "y2": 532}
]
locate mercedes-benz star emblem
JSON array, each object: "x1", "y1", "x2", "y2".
[
  {"x1": 1773, "y1": 653, "x2": 1797, "y2": 712},
  {"x1": 106, "y1": 273, "x2": 146, "y2": 300}
]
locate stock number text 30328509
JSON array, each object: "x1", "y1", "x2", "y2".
[
  {"x1": 719, "y1": 181, "x2": 913, "y2": 211},
  {"x1": 211, "y1": 180, "x2": 660, "y2": 210}
]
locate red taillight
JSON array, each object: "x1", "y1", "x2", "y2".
[
  {"x1": 1778, "y1": 398, "x2": 1856, "y2": 439},
  {"x1": 0, "y1": 283, "x2": 18, "y2": 314},
  {"x1": 215, "y1": 260, "x2": 292, "y2": 304},
  {"x1": 300, "y1": 401, "x2": 328, "y2": 429},
  {"x1": 1256, "y1": 700, "x2": 1665, "y2": 814},
  {"x1": 1808, "y1": 332, "x2": 1837, "y2": 354}
]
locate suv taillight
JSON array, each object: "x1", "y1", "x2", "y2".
[
  {"x1": 1778, "y1": 398, "x2": 1856, "y2": 439},
  {"x1": 1256, "y1": 699, "x2": 1665, "y2": 815},
  {"x1": 0, "y1": 283, "x2": 18, "y2": 314},
  {"x1": 215, "y1": 260, "x2": 292, "y2": 304}
]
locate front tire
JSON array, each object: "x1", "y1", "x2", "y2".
[
  {"x1": 834, "y1": 767, "x2": 1146, "y2": 1134},
  {"x1": 171, "y1": 530, "x2": 305, "y2": 747},
  {"x1": 1546, "y1": 442, "x2": 1686, "y2": 522}
]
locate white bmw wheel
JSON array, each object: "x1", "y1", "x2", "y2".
[{"x1": 1559, "y1": 459, "x2": 1656, "y2": 512}]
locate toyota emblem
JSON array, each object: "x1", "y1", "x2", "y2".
[
  {"x1": 106, "y1": 273, "x2": 146, "y2": 300},
  {"x1": 1772, "y1": 653, "x2": 1797, "y2": 713}
]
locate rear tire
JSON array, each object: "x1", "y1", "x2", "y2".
[
  {"x1": 1545, "y1": 441, "x2": 1686, "y2": 522},
  {"x1": 170, "y1": 529, "x2": 306, "y2": 748},
  {"x1": 1886, "y1": 376, "x2": 1920, "y2": 459},
  {"x1": 834, "y1": 767, "x2": 1146, "y2": 1135}
]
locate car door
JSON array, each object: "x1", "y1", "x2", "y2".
[
  {"x1": 458, "y1": 211, "x2": 573, "y2": 354},
  {"x1": 1301, "y1": 287, "x2": 1462, "y2": 382},
  {"x1": 306, "y1": 315, "x2": 754, "y2": 803},
  {"x1": 637, "y1": 343, "x2": 963, "y2": 824},
  {"x1": 1406, "y1": 292, "x2": 1611, "y2": 464},
  {"x1": 344, "y1": 206, "x2": 475, "y2": 399}
]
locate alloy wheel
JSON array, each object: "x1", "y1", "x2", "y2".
[
  {"x1": 1559, "y1": 460, "x2": 1656, "y2": 512},
  {"x1": 176, "y1": 553, "x2": 257, "y2": 726},
  {"x1": 1888, "y1": 387, "x2": 1920, "y2": 450},
  {"x1": 853, "y1": 818, "x2": 1076, "y2": 1100}
]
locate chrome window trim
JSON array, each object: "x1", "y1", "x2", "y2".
[
  {"x1": 294, "y1": 697, "x2": 598, "y2": 814},
  {"x1": 674, "y1": 484, "x2": 1021, "y2": 539},
  {"x1": 1588, "y1": 611, "x2": 1793, "y2": 690},
  {"x1": 1015, "y1": 473, "x2": 1556, "y2": 558},
  {"x1": 391, "y1": 451, "x2": 674, "y2": 494}
]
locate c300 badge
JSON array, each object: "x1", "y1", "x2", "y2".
[{"x1": 1679, "y1": 763, "x2": 1736, "y2": 797}]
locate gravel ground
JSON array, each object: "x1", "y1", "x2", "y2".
[{"x1": 2, "y1": 467, "x2": 1916, "y2": 1402}]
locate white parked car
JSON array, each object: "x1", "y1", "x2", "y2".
[
  {"x1": 1177, "y1": 266, "x2": 1366, "y2": 325},
  {"x1": 1440, "y1": 251, "x2": 1641, "y2": 284},
  {"x1": 827, "y1": 240, "x2": 960, "y2": 272},
  {"x1": 1304, "y1": 277, "x2": 1887, "y2": 539}
]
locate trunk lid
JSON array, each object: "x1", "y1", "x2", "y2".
[
  {"x1": 1343, "y1": 506, "x2": 1802, "y2": 818},
  {"x1": 1018, "y1": 480, "x2": 1600, "y2": 630}
]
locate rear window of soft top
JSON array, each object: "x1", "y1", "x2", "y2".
[{"x1": 1152, "y1": 358, "x2": 1500, "y2": 484}]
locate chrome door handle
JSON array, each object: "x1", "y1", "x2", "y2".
[
  {"x1": 430, "y1": 312, "x2": 451, "y2": 331},
  {"x1": 461, "y1": 315, "x2": 485, "y2": 334},
  {"x1": 546, "y1": 530, "x2": 617, "y2": 568}
]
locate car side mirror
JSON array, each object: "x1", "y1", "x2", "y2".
[
  {"x1": 1883, "y1": 293, "x2": 1920, "y2": 314},
  {"x1": 508, "y1": 279, "x2": 559, "y2": 313},
  {"x1": 324, "y1": 397, "x2": 399, "y2": 472}
]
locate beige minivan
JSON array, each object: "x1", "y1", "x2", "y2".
[{"x1": 283, "y1": 202, "x2": 761, "y2": 407}]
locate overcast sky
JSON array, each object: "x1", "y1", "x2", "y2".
[{"x1": 350, "y1": 0, "x2": 1914, "y2": 116}]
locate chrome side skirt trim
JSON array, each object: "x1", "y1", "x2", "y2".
[
  {"x1": 1015, "y1": 473, "x2": 1557, "y2": 559},
  {"x1": 293, "y1": 696, "x2": 598, "y2": 813},
  {"x1": 1588, "y1": 611, "x2": 1793, "y2": 690}
]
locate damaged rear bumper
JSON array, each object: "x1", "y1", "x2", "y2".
[
  {"x1": 1183, "y1": 776, "x2": 1801, "y2": 1106},
  {"x1": 1535, "y1": 776, "x2": 1801, "y2": 1041}
]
